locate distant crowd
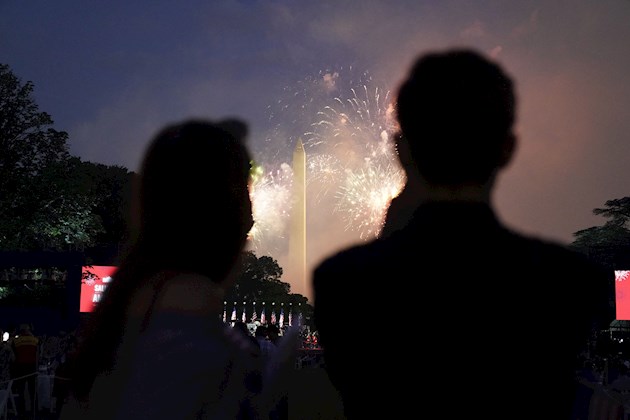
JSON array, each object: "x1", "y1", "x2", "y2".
[{"x1": 0, "y1": 320, "x2": 322, "y2": 419}]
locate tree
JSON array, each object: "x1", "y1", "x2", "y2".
[
  {"x1": 64, "y1": 158, "x2": 134, "y2": 261},
  {"x1": 229, "y1": 251, "x2": 286, "y2": 302},
  {"x1": 25, "y1": 158, "x2": 105, "y2": 251},
  {"x1": 0, "y1": 63, "x2": 133, "y2": 253},
  {"x1": 225, "y1": 250, "x2": 313, "y2": 326},
  {"x1": 0, "y1": 63, "x2": 76, "y2": 250},
  {"x1": 571, "y1": 197, "x2": 630, "y2": 268}
]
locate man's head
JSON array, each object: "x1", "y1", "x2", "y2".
[
  {"x1": 267, "y1": 324, "x2": 280, "y2": 342},
  {"x1": 255, "y1": 325, "x2": 268, "y2": 339},
  {"x1": 395, "y1": 48, "x2": 517, "y2": 187},
  {"x1": 233, "y1": 321, "x2": 250, "y2": 336},
  {"x1": 18, "y1": 323, "x2": 32, "y2": 335}
]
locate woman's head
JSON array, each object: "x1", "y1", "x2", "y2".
[{"x1": 134, "y1": 119, "x2": 253, "y2": 277}]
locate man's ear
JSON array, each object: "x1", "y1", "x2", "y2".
[{"x1": 498, "y1": 132, "x2": 517, "y2": 168}]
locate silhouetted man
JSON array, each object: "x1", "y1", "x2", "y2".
[{"x1": 312, "y1": 48, "x2": 614, "y2": 419}]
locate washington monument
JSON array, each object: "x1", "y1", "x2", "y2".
[{"x1": 288, "y1": 138, "x2": 307, "y2": 298}]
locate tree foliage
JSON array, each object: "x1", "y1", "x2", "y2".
[
  {"x1": 225, "y1": 250, "x2": 313, "y2": 324},
  {"x1": 0, "y1": 63, "x2": 74, "y2": 250},
  {"x1": 0, "y1": 63, "x2": 133, "y2": 253},
  {"x1": 64, "y1": 158, "x2": 134, "y2": 257},
  {"x1": 571, "y1": 197, "x2": 630, "y2": 268}
]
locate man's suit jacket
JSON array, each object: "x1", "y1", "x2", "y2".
[{"x1": 312, "y1": 202, "x2": 614, "y2": 419}]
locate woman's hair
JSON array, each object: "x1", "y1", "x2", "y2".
[{"x1": 68, "y1": 119, "x2": 253, "y2": 401}]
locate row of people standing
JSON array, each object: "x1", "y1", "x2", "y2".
[{"x1": 55, "y1": 46, "x2": 615, "y2": 420}]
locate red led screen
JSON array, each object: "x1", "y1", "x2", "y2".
[
  {"x1": 80, "y1": 265, "x2": 118, "y2": 313},
  {"x1": 615, "y1": 270, "x2": 630, "y2": 321}
]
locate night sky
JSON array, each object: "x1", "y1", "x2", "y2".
[{"x1": 2, "y1": 1, "x2": 630, "y2": 298}]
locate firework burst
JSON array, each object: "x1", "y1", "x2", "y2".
[
  {"x1": 248, "y1": 161, "x2": 293, "y2": 254},
  {"x1": 251, "y1": 66, "x2": 405, "y2": 256},
  {"x1": 302, "y1": 68, "x2": 404, "y2": 238},
  {"x1": 334, "y1": 162, "x2": 406, "y2": 240}
]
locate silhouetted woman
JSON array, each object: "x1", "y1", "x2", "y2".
[{"x1": 61, "y1": 119, "x2": 263, "y2": 419}]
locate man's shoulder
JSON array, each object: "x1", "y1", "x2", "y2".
[
  {"x1": 314, "y1": 239, "x2": 390, "y2": 275},
  {"x1": 312, "y1": 239, "x2": 398, "y2": 303},
  {"x1": 510, "y1": 232, "x2": 609, "y2": 273}
]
